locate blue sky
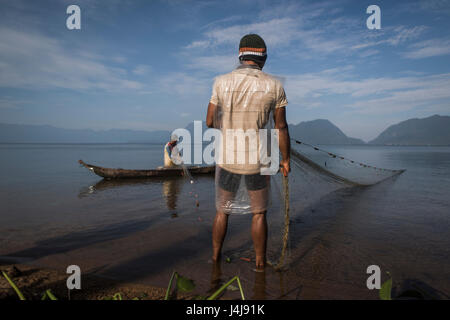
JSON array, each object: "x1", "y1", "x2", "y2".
[{"x1": 0, "y1": 0, "x2": 449, "y2": 141}]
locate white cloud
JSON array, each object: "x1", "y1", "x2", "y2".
[
  {"x1": 348, "y1": 74, "x2": 450, "y2": 114},
  {"x1": 351, "y1": 26, "x2": 428, "y2": 50},
  {"x1": 159, "y1": 72, "x2": 210, "y2": 96},
  {"x1": 404, "y1": 38, "x2": 450, "y2": 59},
  {"x1": 0, "y1": 97, "x2": 30, "y2": 109},
  {"x1": 112, "y1": 56, "x2": 127, "y2": 63},
  {"x1": 0, "y1": 27, "x2": 144, "y2": 91},
  {"x1": 203, "y1": 17, "x2": 301, "y2": 49},
  {"x1": 183, "y1": 2, "x2": 432, "y2": 69},
  {"x1": 132, "y1": 65, "x2": 152, "y2": 75},
  {"x1": 184, "y1": 40, "x2": 211, "y2": 50},
  {"x1": 175, "y1": 1, "x2": 450, "y2": 140},
  {"x1": 284, "y1": 70, "x2": 450, "y2": 115},
  {"x1": 385, "y1": 25, "x2": 428, "y2": 46},
  {"x1": 187, "y1": 55, "x2": 239, "y2": 73}
]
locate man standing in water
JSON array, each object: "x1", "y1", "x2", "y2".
[{"x1": 206, "y1": 34, "x2": 291, "y2": 271}]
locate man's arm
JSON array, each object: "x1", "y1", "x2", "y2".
[
  {"x1": 274, "y1": 107, "x2": 291, "y2": 176},
  {"x1": 206, "y1": 102, "x2": 216, "y2": 128}
]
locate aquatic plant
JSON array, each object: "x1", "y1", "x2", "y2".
[
  {"x1": 165, "y1": 271, "x2": 196, "y2": 300},
  {"x1": 379, "y1": 272, "x2": 392, "y2": 300},
  {"x1": 164, "y1": 271, "x2": 245, "y2": 300}
]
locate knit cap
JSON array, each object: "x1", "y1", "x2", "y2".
[{"x1": 238, "y1": 34, "x2": 267, "y2": 64}]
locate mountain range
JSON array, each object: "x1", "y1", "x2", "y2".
[
  {"x1": 368, "y1": 115, "x2": 450, "y2": 145},
  {"x1": 289, "y1": 119, "x2": 365, "y2": 145},
  {"x1": 0, "y1": 123, "x2": 169, "y2": 144},
  {"x1": 0, "y1": 115, "x2": 449, "y2": 145}
]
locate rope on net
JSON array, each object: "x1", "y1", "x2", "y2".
[{"x1": 267, "y1": 137, "x2": 405, "y2": 271}]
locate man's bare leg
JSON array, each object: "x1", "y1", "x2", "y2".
[
  {"x1": 251, "y1": 211, "x2": 267, "y2": 270},
  {"x1": 212, "y1": 211, "x2": 228, "y2": 262},
  {"x1": 213, "y1": 185, "x2": 234, "y2": 262},
  {"x1": 248, "y1": 179, "x2": 269, "y2": 270}
]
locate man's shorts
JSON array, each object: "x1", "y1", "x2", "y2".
[{"x1": 218, "y1": 167, "x2": 268, "y2": 193}]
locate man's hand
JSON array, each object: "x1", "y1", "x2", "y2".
[
  {"x1": 274, "y1": 107, "x2": 291, "y2": 177},
  {"x1": 206, "y1": 102, "x2": 217, "y2": 128},
  {"x1": 280, "y1": 158, "x2": 290, "y2": 177}
]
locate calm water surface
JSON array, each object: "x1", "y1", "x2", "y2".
[{"x1": 0, "y1": 143, "x2": 449, "y2": 299}]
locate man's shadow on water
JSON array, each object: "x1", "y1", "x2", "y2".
[
  {"x1": 5, "y1": 177, "x2": 188, "y2": 261},
  {"x1": 4, "y1": 217, "x2": 164, "y2": 260}
]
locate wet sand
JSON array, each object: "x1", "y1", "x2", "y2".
[{"x1": 0, "y1": 262, "x2": 173, "y2": 300}]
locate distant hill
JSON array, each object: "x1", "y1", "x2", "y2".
[
  {"x1": 289, "y1": 119, "x2": 365, "y2": 145},
  {"x1": 0, "y1": 120, "x2": 365, "y2": 144},
  {"x1": 0, "y1": 123, "x2": 171, "y2": 143},
  {"x1": 4, "y1": 116, "x2": 448, "y2": 145},
  {"x1": 369, "y1": 115, "x2": 450, "y2": 145}
]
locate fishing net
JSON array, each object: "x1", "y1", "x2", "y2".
[
  {"x1": 170, "y1": 137, "x2": 404, "y2": 271},
  {"x1": 265, "y1": 138, "x2": 405, "y2": 270}
]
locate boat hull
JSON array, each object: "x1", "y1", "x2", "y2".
[{"x1": 78, "y1": 160, "x2": 215, "y2": 179}]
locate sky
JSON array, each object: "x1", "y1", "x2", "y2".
[{"x1": 0, "y1": 0, "x2": 449, "y2": 142}]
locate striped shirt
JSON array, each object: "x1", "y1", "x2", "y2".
[{"x1": 210, "y1": 64, "x2": 288, "y2": 174}]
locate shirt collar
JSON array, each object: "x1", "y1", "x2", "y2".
[{"x1": 236, "y1": 63, "x2": 262, "y2": 71}]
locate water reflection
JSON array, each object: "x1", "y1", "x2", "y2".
[
  {"x1": 209, "y1": 261, "x2": 222, "y2": 295},
  {"x1": 79, "y1": 177, "x2": 183, "y2": 211},
  {"x1": 78, "y1": 179, "x2": 156, "y2": 197},
  {"x1": 162, "y1": 178, "x2": 181, "y2": 210},
  {"x1": 252, "y1": 270, "x2": 267, "y2": 299}
]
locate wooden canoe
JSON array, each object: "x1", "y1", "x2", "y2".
[{"x1": 78, "y1": 160, "x2": 215, "y2": 179}]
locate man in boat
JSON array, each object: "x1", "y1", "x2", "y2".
[
  {"x1": 206, "y1": 34, "x2": 291, "y2": 271},
  {"x1": 164, "y1": 135, "x2": 180, "y2": 168}
]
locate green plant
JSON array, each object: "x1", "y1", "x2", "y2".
[
  {"x1": 2, "y1": 270, "x2": 26, "y2": 300},
  {"x1": 102, "y1": 292, "x2": 145, "y2": 300},
  {"x1": 165, "y1": 271, "x2": 196, "y2": 300},
  {"x1": 3, "y1": 270, "x2": 61, "y2": 301},
  {"x1": 41, "y1": 289, "x2": 58, "y2": 300},
  {"x1": 207, "y1": 276, "x2": 245, "y2": 300},
  {"x1": 379, "y1": 272, "x2": 392, "y2": 300},
  {"x1": 165, "y1": 271, "x2": 245, "y2": 301},
  {"x1": 113, "y1": 292, "x2": 123, "y2": 300}
]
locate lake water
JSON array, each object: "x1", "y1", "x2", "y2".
[{"x1": 0, "y1": 143, "x2": 449, "y2": 299}]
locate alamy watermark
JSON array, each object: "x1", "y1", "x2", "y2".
[
  {"x1": 169, "y1": 121, "x2": 280, "y2": 175},
  {"x1": 66, "y1": 265, "x2": 81, "y2": 290},
  {"x1": 366, "y1": 265, "x2": 382, "y2": 289},
  {"x1": 65, "y1": 4, "x2": 379, "y2": 31},
  {"x1": 366, "y1": 5, "x2": 381, "y2": 30},
  {"x1": 66, "y1": 5, "x2": 81, "y2": 30}
]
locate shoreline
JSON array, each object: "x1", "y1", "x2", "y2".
[{"x1": 0, "y1": 261, "x2": 181, "y2": 300}]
